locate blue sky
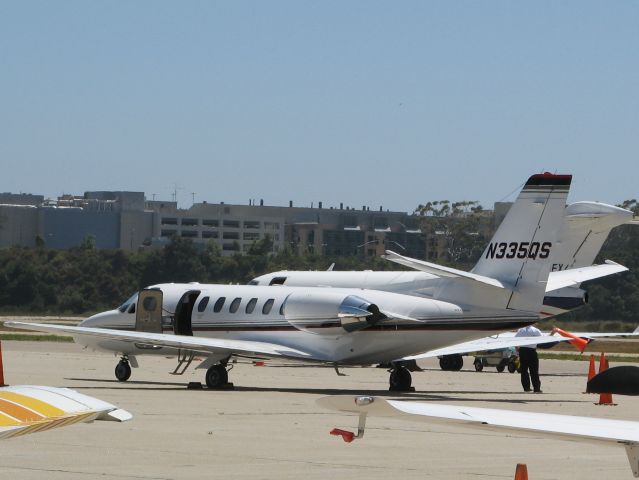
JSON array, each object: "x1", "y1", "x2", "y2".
[{"x1": 1, "y1": 1, "x2": 637, "y2": 211}]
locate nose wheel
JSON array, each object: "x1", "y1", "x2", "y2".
[{"x1": 115, "y1": 359, "x2": 132, "y2": 382}]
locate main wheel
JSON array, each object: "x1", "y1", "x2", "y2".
[
  {"x1": 496, "y1": 364, "x2": 505, "y2": 373},
  {"x1": 507, "y1": 361, "x2": 517, "y2": 373},
  {"x1": 205, "y1": 365, "x2": 229, "y2": 388},
  {"x1": 451, "y1": 354, "x2": 463, "y2": 371},
  {"x1": 115, "y1": 361, "x2": 132, "y2": 382},
  {"x1": 474, "y1": 360, "x2": 483, "y2": 372},
  {"x1": 389, "y1": 367, "x2": 412, "y2": 391}
]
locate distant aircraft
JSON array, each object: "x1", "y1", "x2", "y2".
[
  {"x1": 318, "y1": 395, "x2": 639, "y2": 477},
  {"x1": 9, "y1": 173, "x2": 582, "y2": 391},
  {"x1": 250, "y1": 200, "x2": 634, "y2": 370},
  {"x1": 0, "y1": 385, "x2": 131, "y2": 439},
  {"x1": 251, "y1": 200, "x2": 634, "y2": 319}
]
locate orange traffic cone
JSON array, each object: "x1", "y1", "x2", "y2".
[
  {"x1": 514, "y1": 463, "x2": 529, "y2": 480},
  {"x1": 584, "y1": 354, "x2": 596, "y2": 393},
  {"x1": 0, "y1": 341, "x2": 5, "y2": 387},
  {"x1": 595, "y1": 352, "x2": 616, "y2": 406},
  {"x1": 552, "y1": 327, "x2": 589, "y2": 353}
]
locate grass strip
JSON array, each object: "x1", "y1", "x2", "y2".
[{"x1": 0, "y1": 333, "x2": 73, "y2": 342}]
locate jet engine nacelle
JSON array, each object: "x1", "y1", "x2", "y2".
[
  {"x1": 543, "y1": 287, "x2": 588, "y2": 312},
  {"x1": 283, "y1": 291, "x2": 385, "y2": 334}
]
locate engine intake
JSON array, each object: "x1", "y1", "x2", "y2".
[{"x1": 283, "y1": 291, "x2": 385, "y2": 334}]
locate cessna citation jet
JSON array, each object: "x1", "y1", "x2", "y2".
[
  {"x1": 251, "y1": 200, "x2": 635, "y2": 370},
  {"x1": 251, "y1": 200, "x2": 634, "y2": 319},
  {"x1": 9, "y1": 173, "x2": 597, "y2": 390}
]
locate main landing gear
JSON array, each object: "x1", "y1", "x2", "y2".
[
  {"x1": 115, "y1": 357, "x2": 132, "y2": 382},
  {"x1": 205, "y1": 364, "x2": 232, "y2": 389},
  {"x1": 389, "y1": 363, "x2": 414, "y2": 392}
]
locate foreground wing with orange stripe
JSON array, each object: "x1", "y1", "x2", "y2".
[{"x1": 0, "y1": 385, "x2": 132, "y2": 439}]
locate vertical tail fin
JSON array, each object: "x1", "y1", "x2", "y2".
[{"x1": 470, "y1": 172, "x2": 572, "y2": 311}]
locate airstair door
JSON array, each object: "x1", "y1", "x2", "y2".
[
  {"x1": 135, "y1": 289, "x2": 164, "y2": 333},
  {"x1": 174, "y1": 290, "x2": 200, "y2": 336}
]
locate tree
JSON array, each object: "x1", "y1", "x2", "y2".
[{"x1": 414, "y1": 200, "x2": 488, "y2": 265}]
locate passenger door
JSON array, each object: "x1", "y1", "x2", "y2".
[{"x1": 135, "y1": 289, "x2": 164, "y2": 333}]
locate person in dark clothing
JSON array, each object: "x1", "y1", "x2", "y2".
[
  {"x1": 518, "y1": 346, "x2": 541, "y2": 392},
  {"x1": 515, "y1": 325, "x2": 542, "y2": 393}
]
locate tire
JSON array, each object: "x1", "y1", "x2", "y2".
[
  {"x1": 496, "y1": 364, "x2": 505, "y2": 373},
  {"x1": 439, "y1": 357, "x2": 451, "y2": 371},
  {"x1": 205, "y1": 365, "x2": 229, "y2": 388},
  {"x1": 389, "y1": 367, "x2": 412, "y2": 391},
  {"x1": 115, "y1": 361, "x2": 132, "y2": 382},
  {"x1": 451, "y1": 354, "x2": 463, "y2": 371},
  {"x1": 474, "y1": 360, "x2": 483, "y2": 372}
]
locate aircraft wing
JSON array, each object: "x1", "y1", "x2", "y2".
[
  {"x1": 0, "y1": 385, "x2": 131, "y2": 439},
  {"x1": 383, "y1": 250, "x2": 627, "y2": 293},
  {"x1": 5, "y1": 322, "x2": 319, "y2": 361},
  {"x1": 401, "y1": 328, "x2": 639, "y2": 360},
  {"x1": 317, "y1": 395, "x2": 639, "y2": 477},
  {"x1": 546, "y1": 260, "x2": 628, "y2": 291},
  {"x1": 383, "y1": 250, "x2": 506, "y2": 289}
]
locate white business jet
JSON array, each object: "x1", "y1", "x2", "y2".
[
  {"x1": 251, "y1": 200, "x2": 634, "y2": 318},
  {"x1": 8, "y1": 173, "x2": 575, "y2": 391}
]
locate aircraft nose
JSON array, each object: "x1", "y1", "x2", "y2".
[{"x1": 80, "y1": 310, "x2": 120, "y2": 328}]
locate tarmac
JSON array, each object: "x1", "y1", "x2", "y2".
[{"x1": 1, "y1": 341, "x2": 638, "y2": 480}]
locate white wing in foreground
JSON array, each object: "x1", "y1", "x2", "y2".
[
  {"x1": 318, "y1": 395, "x2": 639, "y2": 477},
  {"x1": 5, "y1": 321, "x2": 319, "y2": 361},
  {"x1": 0, "y1": 385, "x2": 131, "y2": 439},
  {"x1": 402, "y1": 329, "x2": 639, "y2": 360}
]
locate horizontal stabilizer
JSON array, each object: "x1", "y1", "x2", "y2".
[
  {"x1": 546, "y1": 260, "x2": 628, "y2": 291},
  {"x1": 383, "y1": 250, "x2": 506, "y2": 289}
]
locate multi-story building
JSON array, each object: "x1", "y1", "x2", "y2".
[{"x1": 0, "y1": 190, "x2": 497, "y2": 259}]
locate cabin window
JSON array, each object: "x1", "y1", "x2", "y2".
[
  {"x1": 197, "y1": 296, "x2": 210, "y2": 312},
  {"x1": 262, "y1": 299, "x2": 274, "y2": 314},
  {"x1": 245, "y1": 298, "x2": 257, "y2": 314},
  {"x1": 213, "y1": 297, "x2": 226, "y2": 313},
  {"x1": 229, "y1": 297, "x2": 241, "y2": 313}
]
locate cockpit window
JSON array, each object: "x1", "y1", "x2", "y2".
[
  {"x1": 247, "y1": 280, "x2": 259, "y2": 285},
  {"x1": 127, "y1": 303, "x2": 136, "y2": 314},
  {"x1": 269, "y1": 276, "x2": 287, "y2": 286},
  {"x1": 197, "y1": 296, "x2": 210, "y2": 312},
  {"x1": 118, "y1": 293, "x2": 139, "y2": 313}
]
